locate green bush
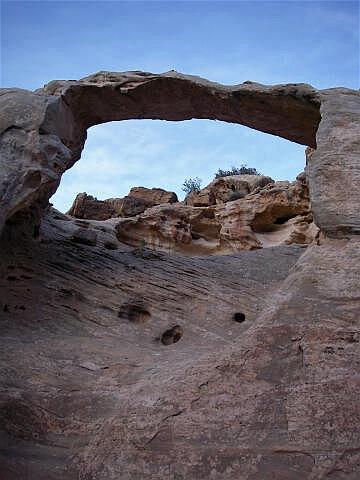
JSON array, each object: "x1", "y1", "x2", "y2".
[
  {"x1": 215, "y1": 164, "x2": 262, "y2": 178},
  {"x1": 182, "y1": 177, "x2": 202, "y2": 194}
]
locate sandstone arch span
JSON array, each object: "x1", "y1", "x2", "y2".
[{"x1": 0, "y1": 71, "x2": 359, "y2": 237}]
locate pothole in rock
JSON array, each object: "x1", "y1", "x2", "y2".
[
  {"x1": 161, "y1": 325, "x2": 183, "y2": 345},
  {"x1": 104, "y1": 240, "x2": 118, "y2": 250},
  {"x1": 233, "y1": 312, "x2": 246, "y2": 323},
  {"x1": 118, "y1": 303, "x2": 151, "y2": 323}
]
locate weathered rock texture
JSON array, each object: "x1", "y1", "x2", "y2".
[
  {"x1": 0, "y1": 71, "x2": 359, "y2": 479},
  {"x1": 115, "y1": 175, "x2": 316, "y2": 254},
  {"x1": 67, "y1": 193, "x2": 124, "y2": 220},
  {"x1": 68, "y1": 187, "x2": 178, "y2": 220},
  {"x1": 185, "y1": 174, "x2": 274, "y2": 206},
  {"x1": 0, "y1": 71, "x2": 323, "y2": 236}
]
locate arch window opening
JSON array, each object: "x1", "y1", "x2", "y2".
[
  {"x1": 51, "y1": 119, "x2": 306, "y2": 214},
  {"x1": 50, "y1": 119, "x2": 313, "y2": 256}
]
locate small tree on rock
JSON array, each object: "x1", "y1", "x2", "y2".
[{"x1": 182, "y1": 177, "x2": 202, "y2": 194}]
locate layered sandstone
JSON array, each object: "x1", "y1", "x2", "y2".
[
  {"x1": 115, "y1": 175, "x2": 316, "y2": 254},
  {"x1": 0, "y1": 72, "x2": 359, "y2": 480}
]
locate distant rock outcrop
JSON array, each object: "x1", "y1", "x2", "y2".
[
  {"x1": 67, "y1": 187, "x2": 178, "y2": 220},
  {"x1": 185, "y1": 174, "x2": 274, "y2": 206},
  {"x1": 114, "y1": 174, "x2": 316, "y2": 254},
  {"x1": 67, "y1": 173, "x2": 316, "y2": 255}
]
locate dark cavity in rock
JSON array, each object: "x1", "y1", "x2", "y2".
[
  {"x1": 161, "y1": 325, "x2": 183, "y2": 345},
  {"x1": 233, "y1": 312, "x2": 246, "y2": 323},
  {"x1": 118, "y1": 303, "x2": 151, "y2": 323}
]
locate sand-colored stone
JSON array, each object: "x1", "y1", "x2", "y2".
[
  {"x1": 116, "y1": 177, "x2": 315, "y2": 254},
  {"x1": 185, "y1": 174, "x2": 274, "y2": 206},
  {"x1": 68, "y1": 187, "x2": 178, "y2": 220}
]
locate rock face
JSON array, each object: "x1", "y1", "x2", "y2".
[
  {"x1": 67, "y1": 193, "x2": 124, "y2": 220},
  {"x1": 0, "y1": 72, "x2": 359, "y2": 479},
  {"x1": 115, "y1": 175, "x2": 316, "y2": 254},
  {"x1": 128, "y1": 186, "x2": 178, "y2": 205},
  {"x1": 67, "y1": 175, "x2": 316, "y2": 254},
  {"x1": 68, "y1": 187, "x2": 178, "y2": 220},
  {"x1": 185, "y1": 174, "x2": 274, "y2": 206},
  {"x1": 307, "y1": 89, "x2": 360, "y2": 236}
]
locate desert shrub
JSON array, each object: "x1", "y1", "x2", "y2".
[
  {"x1": 182, "y1": 177, "x2": 202, "y2": 194},
  {"x1": 215, "y1": 164, "x2": 262, "y2": 178}
]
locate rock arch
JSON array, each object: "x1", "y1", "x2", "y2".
[
  {"x1": 0, "y1": 72, "x2": 359, "y2": 479},
  {"x1": 0, "y1": 71, "x2": 359, "y2": 237}
]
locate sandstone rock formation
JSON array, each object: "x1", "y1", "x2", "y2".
[
  {"x1": 114, "y1": 175, "x2": 316, "y2": 254},
  {"x1": 185, "y1": 174, "x2": 274, "y2": 206},
  {"x1": 0, "y1": 71, "x2": 322, "y2": 236},
  {"x1": 128, "y1": 186, "x2": 178, "y2": 205},
  {"x1": 67, "y1": 193, "x2": 124, "y2": 220},
  {"x1": 0, "y1": 71, "x2": 359, "y2": 479},
  {"x1": 68, "y1": 187, "x2": 178, "y2": 220},
  {"x1": 66, "y1": 174, "x2": 316, "y2": 254}
]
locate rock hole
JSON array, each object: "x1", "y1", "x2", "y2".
[
  {"x1": 161, "y1": 325, "x2": 183, "y2": 345},
  {"x1": 191, "y1": 231, "x2": 201, "y2": 240},
  {"x1": 233, "y1": 312, "x2": 246, "y2": 323},
  {"x1": 118, "y1": 303, "x2": 151, "y2": 323},
  {"x1": 104, "y1": 240, "x2": 118, "y2": 250},
  {"x1": 273, "y1": 214, "x2": 296, "y2": 225}
]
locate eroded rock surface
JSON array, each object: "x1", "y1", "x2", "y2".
[
  {"x1": 0, "y1": 71, "x2": 324, "y2": 236},
  {"x1": 0, "y1": 72, "x2": 359, "y2": 479},
  {"x1": 115, "y1": 176, "x2": 316, "y2": 254},
  {"x1": 185, "y1": 174, "x2": 274, "y2": 206},
  {"x1": 0, "y1": 209, "x2": 306, "y2": 479},
  {"x1": 67, "y1": 193, "x2": 125, "y2": 220},
  {"x1": 68, "y1": 187, "x2": 178, "y2": 220}
]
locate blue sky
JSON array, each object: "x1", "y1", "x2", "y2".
[{"x1": 1, "y1": 0, "x2": 359, "y2": 211}]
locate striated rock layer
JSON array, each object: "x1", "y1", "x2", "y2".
[{"x1": 0, "y1": 71, "x2": 359, "y2": 479}]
